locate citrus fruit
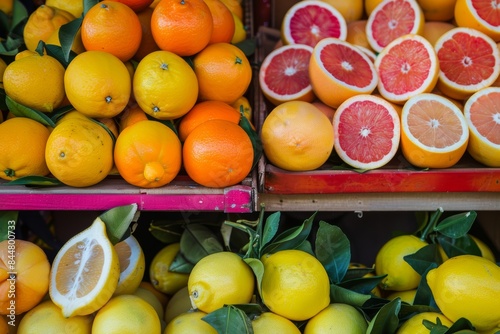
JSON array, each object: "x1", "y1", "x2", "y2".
[
  {"x1": 219, "y1": 0, "x2": 242, "y2": 20},
  {"x1": 260, "y1": 249, "x2": 330, "y2": 322},
  {"x1": 151, "y1": 0, "x2": 213, "y2": 56},
  {"x1": 418, "y1": 0, "x2": 457, "y2": 21},
  {"x1": 132, "y1": 7, "x2": 160, "y2": 61},
  {"x1": 44, "y1": 0, "x2": 83, "y2": 18},
  {"x1": 333, "y1": 94, "x2": 400, "y2": 170},
  {"x1": 281, "y1": 0, "x2": 347, "y2": 48},
  {"x1": 164, "y1": 311, "x2": 217, "y2": 333},
  {"x1": 304, "y1": 303, "x2": 368, "y2": 334},
  {"x1": 17, "y1": 300, "x2": 93, "y2": 334},
  {"x1": 435, "y1": 27, "x2": 500, "y2": 100},
  {"x1": 422, "y1": 21, "x2": 456, "y2": 46},
  {"x1": 204, "y1": 0, "x2": 235, "y2": 44},
  {"x1": 149, "y1": 243, "x2": 189, "y2": 296},
  {"x1": 64, "y1": 51, "x2": 131, "y2": 118},
  {"x1": 319, "y1": 0, "x2": 364, "y2": 23},
  {"x1": 426, "y1": 254, "x2": 500, "y2": 331},
  {"x1": 107, "y1": 0, "x2": 154, "y2": 12},
  {"x1": 114, "y1": 120, "x2": 182, "y2": 188},
  {"x1": 0, "y1": 240, "x2": 50, "y2": 315},
  {"x1": 463, "y1": 87, "x2": 500, "y2": 167},
  {"x1": 188, "y1": 251, "x2": 255, "y2": 313},
  {"x1": 346, "y1": 20, "x2": 372, "y2": 50},
  {"x1": 470, "y1": 235, "x2": 497, "y2": 262},
  {"x1": 375, "y1": 34, "x2": 439, "y2": 104},
  {"x1": 193, "y1": 42, "x2": 252, "y2": 104},
  {"x1": 133, "y1": 286, "x2": 164, "y2": 322},
  {"x1": 45, "y1": 26, "x2": 86, "y2": 54},
  {"x1": 113, "y1": 235, "x2": 145, "y2": 295},
  {"x1": 0, "y1": 0, "x2": 13, "y2": 15},
  {"x1": 3, "y1": 52, "x2": 65, "y2": 113},
  {"x1": 455, "y1": 0, "x2": 500, "y2": 42},
  {"x1": 23, "y1": 5, "x2": 75, "y2": 52},
  {"x1": 45, "y1": 112, "x2": 114, "y2": 187},
  {"x1": 261, "y1": 100, "x2": 334, "y2": 171},
  {"x1": 364, "y1": 0, "x2": 384, "y2": 16},
  {"x1": 0, "y1": 316, "x2": 8, "y2": 333},
  {"x1": 231, "y1": 12, "x2": 247, "y2": 44},
  {"x1": 0, "y1": 117, "x2": 51, "y2": 181},
  {"x1": 164, "y1": 286, "x2": 192, "y2": 324},
  {"x1": 366, "y1": 0, "x2": 425, "y2": 53},
  {"x1": 400, "y1": 93, "x2": 469, "y2": 168},
  {"x1": 395, "y1": 311, "x2": 453, "y2": 334},
  {"x1": 118, "y1": 103, "x2": 149, "y2": 131},
  {"x1": 92, "y1": 294, "x2": 161, "y2": 334},
  {"x1": 133, "y1": 50, "x2": 198, "y2": 120},
  {"x1": 387, "y1": 289, "x2": 417, "y2": 304},
  {"x1": 309, "y1": 37, "x2": 378, "y2": 108},
  {"x1": 178, "y1": 100, "x2": 241, "y2": 142},
  {"x1": 81, "y1": 1, "x2": 142, "y2": 62},
  {"x1": 252, "y1": 312, "x2": 301, "y2": 334},
  {"x1": 375, "y1": 234, "x2": 428, "y2": 291},
  {"x1": 259, "y1": 44, "x2": 315, "y2": 106},
  {"x1": 139, "y1": 281, "x2": 170, "y2": 308},
  {"x1": 182, "y1": 119, "x2": 254, "y2": 188},
  {"x1": 49, "y1": 217, "x2": 120, "y2": 317},
  {"x1": 231, "y1": 95, "x2": 252, "y2": 122}
]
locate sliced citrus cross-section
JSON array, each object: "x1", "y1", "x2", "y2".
[
  {"x1": 259, "y1": 44, "x2": 315, "y2": 106},
  {"x1": 333, "y1": 94, "x2": 400, "y2": 170},
  {"x1": 113, "y1": 235, "x2": 146, "y2": 295},
  {"x1": 49, "y1": 217, "x2": 120, "y2": 317},
  {"x1": 309, "y1": 37, "x2": 378, "y2": 108},
  {"x1": 454, "y1": 0, "x2": 500, "y2": 42},
  {"x1": 434, "y1": 27, "x2": 500, "y2": 100},
  {"x1": 281, "y1": 0, "x2": 347, "y2": 48},
  {"x1": 375, "y1": 34, "x2": 439, "y2": 104},
  {"x1": 400, "y1": 93, "x2": 469, "y2": 169}
]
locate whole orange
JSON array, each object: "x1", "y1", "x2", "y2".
[
  {"x1": 118, "y1": 103, "x2": 149, "y2": 131},
  {"x1": 81, "y1": 1, "x2": 142, "y2": 62},
  {"x1": 204, "y1": 0, "x2": 235, "y2": 44},
  {"x1": 107, "y1": 0, "x2": 154, "y2": 12},
  {"x1": 151, "y1": 0, "x2": 213, "y2": 57},
  {"x1": 114, "y1": 120, "x2": 182, "y2": 188},
  {"x1": 0, "y1": 240, "x2": 50, "y2": 315},
  {"x1": 219, "y1": 0, "x2": 242, "y2": 20},
  {"x1": 178, "y1": 100, "x2": 241, "y2": 142},
  {"x1": 183, "y1": 119, "x2": 253, "y2": 188},
  {"x1": 133, "y1": 7, "x2": 160, "y2": 61},
  {"x1": 193, "y1": 42, "x2": 252, "y2": 104}
]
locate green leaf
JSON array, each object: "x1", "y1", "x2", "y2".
[
  {"x1": 260, "y1": 213, "x2": 314, "y2": 255},
  {"x1": 202, "y1": 305, "x2": 254, "y2": 334},
  {"x1": 443, "y1": 318, "x2": 475, "y2": 333},
  {"x1": 3, "y1": 175, "x2": 62, "y2": 187},
  {"x1": 58, "y1": 16, "x2": 82, "y2": 63},
  {"x1": 180, "y1": 224, "x2": 223, "y2": 264},
  {"x1": 425, "y1": 318, "x2": 451, "y2": 334},
  {"x1": 261, "y1": 211, "x2": 280, "y2": 251},
  {"x1": 413, "y1": 263, "x2": 439, "y2": 308},
  {"x1": 434, "y1": 211, "x2": 477, "y2": 239},
  {"x1": 5, "y1": 95, "x2": 56, "y2": 127},
  {"x1": 366, "y1": 298, "x2": 401, "y2": 334},
  {"x1": 315, "y1": 221, "x2": 351, "y2": 284},
  {"x1": 49, "y1": 104, "x2": 76, "y2": 123},
  {"x1": 330, "y1": 283, "x2": 371, "y2": 307},
  {"x1": 0, "y1": 211, "x2": 18, "y2": 242},
  {"x1": 11, "y1": 0, "x2": 28, "y2": 32},
  {"x1": 244, "y1": 258, "x2": 263, "y2": 296},
  {"x1": 83, "y1": 0, "x2": 99, "y2": 15},
  {"x1": 169, "y1": 250, "x2": 195, "y2": 274},
  {"x1": 148, "y1": 220, "x2": 184, "y2": 244},
  {"x1": 45, "y1": 43, "x2": 78, "y2": 68},
  {"x1": 99, "y1": 204, "x2": 139, "y2": 245},
  {"x1": 239, "y1": 113, "x2": 262, "y2": 171},
  {"x1": 234, "y1": 38, "x2": 256, "y2": 57},
  {"x1": 437, "y1": 234, "x2": 481, "y2": 259},
  {"x1": 339, "y1": 274, "x2": 385, "y2": 296},
  {"x1": 404, "y1": 243, "x2": 441, "y2": 276},
  {"x1": 223, "y1": 220, "x2": 257, "y2": 258},
  {"x1": 91, "y1": 117, "x2": 116, "y2": 144}
]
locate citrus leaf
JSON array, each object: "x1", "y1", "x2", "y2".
[
  {"x1": 404, "y1": 243, "x2": 440, "y2": 276},
  {"x1": 295, "y1": 239, "x2": 314, "y2": 255},
  {"x1": 5, "y1": 95, "x2": 56, "y2": 127},
  {"x1": 83, "y1": 0, "x2": 99, "y2": 15},
  {"x1": 366, "y1": 298, "x2": 401, "y2": 334},
  {"x1": 433, "y1": 211, "x2": 477, "y2": 239},
  {"x1": 202, "y1": 305, "x2": 253, "y2": 334},
  {"x1": 169, "y1": 250, "x2": 195, "y2": 274},
  {"x1": 58, "y1": 16, "x2": 82, "y2": 63},
  {"x1": 145, "y1": 113, "x2": 178, "y2": 135},
  {"x1": 180, "y1": 224, "x2": 223, "y2": 264},
  {"x1": 315, "y1": 221, "x2": 351, "y2": 284},
  {"x1": 239, "y1": 113, "x2": 262, "y2": 170},
  {"x1": 244, "y1": 257, "x2": 263, "y2": 296},
  {"x1": 234, "y1": 38, "x2": 256, "y2": 57},
  {"x1": 223, "y1": 220, "x2": 257, "y2": 258},
  {"x1": 338, "y1": 275, "x2": 385, "y2": 295},
  {"x1": 413, "y1": 262, "x2": 439, "y2": 308},
  {"x1": 3, "y1": 175, "x2": 62, "y2": 187},
  {"x1": 0, "y1": 211, "x2": 18, "y2": 242},
  {"x1": 10, "y1": 0, "x2": 28, "y2": 32},
  {"x1": 91, "y1": 117, "x2": 116, "y2": 144},
  {"x1": 49, "y1": 104, "x2": 75, "y2": 123},
  {"x1": 0, "y1": 88, "x2": 8, "y2": 110},
  {"x1": 45, "y1": 43, "x2": 78, "y2": 68},
  {"x1": 261, "y1": 211, "x2": 280, "y2": 251},
  {"x1": 330, "y1": 283, "x2": 371, "y2": 307},
  {"x1": 443, "y1": 318, "x2": 475, "y2": 333},
  {"x1": 148, "y1": 220, "x2": 183, "y2": 244},
  {"x1": 99, "y1": 203, "x2": 139, "y2": 245},
  {"x1": 424, "y1": 318, "x2": 450, "y2": 334},
  {"x1": 437, "y1": 234, "x2": 481, "y2": 259}
]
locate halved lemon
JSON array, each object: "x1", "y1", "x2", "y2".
[{"x1": 114, "y1": 235, "x2": 146, "y2": 295}]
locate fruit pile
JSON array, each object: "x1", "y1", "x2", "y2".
[
  {"x1": 1, "y1": 205, "x2": 498, "y2": 333},
  {"x1": 0, "y1": 0, "x2": 258, "y2": 189},
  {"x1": 258, "y1": 0, "x2": 500, "y2": 173}
]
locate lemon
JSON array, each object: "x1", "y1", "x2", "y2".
[
  {"x1": 92, "y1": 294, "x2": 161, "y2": 334},
  {"x1": 164, "y1": 311, "x2": 217, "y2": 333},
  {"x1": 375, "y1": 235, "x2": 428, "y2": 291},
  {"x1": 114, "y1": 235, "x2": 146, "y2": 295},
  {"x1": 44, "y1": 0, "x2": 83, "y2": 18},
  {"x1": 164, "y1": 286, "x2": 193, "y2": 324},
  {"x1": 252, "y1": 312, "x2": 301, "y2": 334},
  {"x1": 387, "y1": 289, "x2": 417, "y2": 305},
  {"x1": 440, "y1": 235, "x2": 497, "y2": 263},
  {"x1": 133, "y1": 286, "x2": 164, "y2": 322},
  {"x1": 396, "y1": 312, "x2": 453, "y2": 334},
  {"x1": 188, "y1": 251, "x2": 255, "y2": 313},
  {"x1": 231, "y1": 13, "x2": 246, "y2": 44},
  {"x1": 149, "y1": 243, "x2": 189, "y2": 295},
  {"x1": 49, "y1": 217, "x2": 120, "y2": 317},
  {"x1": 426, "y1": 255, "x2": 500, "y2": 332},
  {"x1": 18, "y1": 300, "x2": 93, "y2": 334},
  {"x1": 304, "y1": 303, "x2": 368, "y2": 334},
  {"x1": 260, "y1": 249, "x2": 330, "y2": 321},
  {"x1": 139, "y1": 281, "x2": 170, "y2": 308}
]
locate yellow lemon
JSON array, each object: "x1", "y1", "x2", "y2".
[
  {"x1": 149, "y1": 243, "x2": 189, "y2": 296},
  {"x1": 304, "y1": 303, "x2": 368, "y2": 334},
  {"x1": 260, "y1": 249, "x2": 330, "y2": 321},
  {"x1": 164, "y1": 286, "x2": 192, "y2": 324},
  {"x1": 231, "y1": 95, "x2": 252, "y2": 122},
  {"x1": 375, "y1": 235, "x2": 428, "y2": 291},
  {"x1": 45, "y1": 0, "x2": 83, "y2": 18},
  {"x1": 252, "y1": 312, "x2": 301, "y2": 334},
  {"x1": 188, "y1": 251, "x2": 255, "y2": 313},
  {"x1": 113, "y1": 235, "x2": 146, "y2": 295},
  {"x1": 387, "y1": 289, "x2": 417, "y2": 305},
  {"x1": 231, "y1": 13, "x2": 246, "y2": 44},
  {"x1": 426, "y1": 255, "x2": 500, "y2": 332},
  {"x1": 396, "y1": 312, "x2": 453, "y2": 334},
  {"x1": 133, "y1": 286, "x2": 164, "y2": 322},
  {"x1": 164, "y1": 311, "x2": 217, "y2": 333},
  {"x1": 440, "y1": 235, "x2": 497, "y2": 263}
]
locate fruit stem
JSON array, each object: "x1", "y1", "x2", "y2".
[
  {"x1": 3, "y1": 168, "x2": 15, "y2": 178},
  {"x1": 420, "y1": 207, "x2": 444, "y2": 241}
]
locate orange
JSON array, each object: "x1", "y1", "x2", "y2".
[
  {"x1": 231, "y1": 95, "x2": 252, "y2": 122},
  {"x1": 0, "y1": 0, "x2": 13, "y2": 15},
  {"x1": 193, "y1": 42, "x2": 252, "y2": 104},
  {"x1": 0, "y1": 117, "x2": 51, "y2": 181},
  {"x1": 261, "y1": 101, "x2": 334, "y2": 171},
  {"x1": 418, "y1": 0, "x2": 457, "y2": 21},
  {"x1": 422, "y1": 21, "x2": 456, "y2": 46},
  {"x1": 23, "y1": 5, "x2": 75, "y2": 52},
  {"x1": 81, "y1": 1, "x2": 142, "y2": 62},
  {"x1": 45, "y1": 26, "x2": 86, "y2": 54},
  {"x1": 204, "y1": 0, "x2": 235, "y2": 44},
  {"x1": 455, "y1": 0, "x2": 500, "y2": 42},
  {"x1": 107, "y1": 0, "x2": 154, "y2": 12},
  {"x1": 151, "y1": 0, "x2": 213, "y2": 57},
  {"x1": 118, "y1": 103, "x2": 149, "y2": 131},
  {"x1": 133, "y1": 7, "x2": 160, "y2": 61},
  {"x1": 219, "y1": 0, "x2": 243, "y2": 20},
  {"x1": 346, "y1": 20, "x2": 372, "y2": 51},
  {"x1": 400, "y1": 93, "x2": 469, "y2": 168},
  {"x1": 0, "y1": 240, "x2": 50, "y2": 315},
  {"x1": 114, "y1": 120, "x2": 182, "y2": 188},
  {"x1": 319, "y1": 0, "x2": 363, "y2": 23},
  {"x1": 133, "y1": 50, "x2": 198, "y2": 120},
  {"x1": 64, "y1": 50, "x2": 131, "y2": 118},
  {"x1": 183, "y1": 119, "x2": 254, "y2": 188},
  {"x1": 96, "y1": 116, "x2": 119, "y2": 140},
  {"x1": 178, "y1": 100, "x2": 241, "y2": 142},
  {"x1": 364, "y1": 0, "x2": 384, "y2": 16}
]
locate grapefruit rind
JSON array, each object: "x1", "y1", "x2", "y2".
[
  {"x1": 259, "y1": 44, "x2": 315, "y2": 106},
  {"x1": 454, "y1": 0, "x2": 500, "y2": 42},
  {"x1": 463, "y1": 87, "x2": 500, "y2": 167},
  {"x1": 309, "y1": 37, "x2": 378, "y2": 109}
]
